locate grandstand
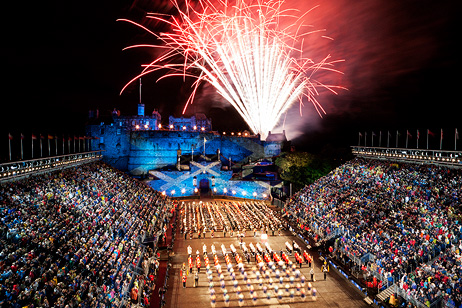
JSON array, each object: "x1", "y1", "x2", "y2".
[
  {"x1": 0, "y1": 160, "x2": 172, "y2": 307},
  {"x1": 1, "y1": 142, "x2": 461, "y2": 308},
  {"x1": 285, "y1": 157, "x2": 462, "y2": 308}
]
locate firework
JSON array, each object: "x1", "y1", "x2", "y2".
[{"x1": 119, "y1": 0, "x2": 344, "y2": 139}]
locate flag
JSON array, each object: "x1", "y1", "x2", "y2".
[
  {"x1": 40, "y1": 134, "x2": 45, "y2": 139},
  {"x1": 93, "y1": 136, "x2": 100, "y2": 140},
  {"x1": 456, "y1": 128, "x2": 459, "y2": 151},
  {"x1": 440, "y1": 129, "x2": 443, "y2": 150},
  {"x1": 21, "y1": 133, "x2": 25, "y2": 140},
  {"x1": 359, "y1": 132, "x2": 362, "y2": 137},
  {"x1": 48, "y1": 134, "x2": 53, "y2": 139},
  {"x1": 407, "y1": 130, "x2": 412, "y2": 138},
  {"x1": 8, "y1": 133, "x2": 13, "y2": 140},
  {"x1": 417, "y1": 130, "x2": 420, "y2": 139},
  {"x1": 428, "y1": 129, "x2": 435, "y2": 137},
  {"x1": 32, "y1": 134, "x2": 37, "y2": 140}
]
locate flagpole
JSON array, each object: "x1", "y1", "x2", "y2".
[
  {"x1": 32, "y1": 135, "x2": 34, "y2": 159},
  {"x1": 416, "y1": 130, "x2": 419, "y2": 149},
  {"x1": 62, "y1": 136, "x2": 65, "y2": 154},
  {"x1": 55, "y1": 136, "x2": 58, "y2": 156},
  {"x1": 379, "y1": 131, "x2": 382, "y2": 147},
  {"x1": 406, "y1": 130, "x2": 409, "y2": 149},
  {"x1": 40, "y1": 135, "x2": 43, "y2": 157},
  {"x1": 8, "y1": 134, "x2": 12, "y2": 161},
  {"x1": 456, "y1": 128, "x2": 459, "y2": 151},
  {"x1": 372, "y1": 132, "x2": 374, "y2": 147},
  {"x1": 396, "y1": 130, "x2": 399, "y2": 148},
  {"x1": 358, "y1": 132, "x2": 361, "y2": 146},
  {"x1": 48, "y1": 137, "x2": 51, "y2": 156},
  {"x1": 20, "y1": 134, "x2": 24, "y2": 160},
  {"x1": 406, "y1": 129, "x2": 409, "y2": 149},
  {"x1": 387, "y1": 131, "x2": 390, "y2": 148},
  {"x1": 427, "y1": 129, "x2": 429, "y2": 150},
  {"x1": 440, "y1": 129, "x2": 443, "y2": 150}
]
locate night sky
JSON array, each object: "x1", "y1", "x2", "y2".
[{"x1": 2, "y1": 0, "x2": 459, "y2": 158}]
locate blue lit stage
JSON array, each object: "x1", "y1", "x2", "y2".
[{"x1": 148, "y1": 159, "x2": 276, "y2": 200}]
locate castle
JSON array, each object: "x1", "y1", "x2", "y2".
[{"x1": 86, "y1": 104, "x2": 287, "y2": 199}]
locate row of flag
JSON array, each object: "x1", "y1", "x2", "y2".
[
  {"x1": 358, "y1": 128, "x2": 459, "y2": 150},
  {"x1": 8, "y1": 133, "x2": 99, "y2": 140},
  {"x1": 6, "y1": 133, "x2": 99, "y2": 162}
]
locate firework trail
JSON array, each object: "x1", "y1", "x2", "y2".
[{"x1": 119, "y1": 0, "x2": 344, "y2": 139}]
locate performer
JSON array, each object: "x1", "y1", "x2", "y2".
[
  {"x1": 210, "y1": 294, "x2": 216, "y2": 308},
  {"x1": 181, "y1": 263, "x2": 186, "y2": 276},
  {"x1": 321, "y1": 262, "x2": 329, "y2": 280},
  {"x1": 312, "y1": 287, "x2": 317, "y2": 301},
  {"x1": 194, "y1": 271, "x2": 199, "y2": 287},
  {"x1": 252, "y1": 291, "x2": 257, "y2": 305},
  {"x1": 196, "y1": 255, "x2": 201, "y2": 273},
  {"x1": 238, "y1": 293, "x2": 244, "y2": 307}
]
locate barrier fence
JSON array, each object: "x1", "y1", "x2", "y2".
[{"x1": 0, "y1": 151, "x2": 103, "y2": 182}]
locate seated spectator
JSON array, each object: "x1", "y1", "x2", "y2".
[
  {"x1": 0, "y1": 162, "x2": 171, "y2": 307},
  {"x1": 285, "y1": 158, "x2": 462, "y2": 307}
]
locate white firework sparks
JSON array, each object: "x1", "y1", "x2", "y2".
[{"x1": 119, "y1": 0, "x2": 344, "y2": 139}]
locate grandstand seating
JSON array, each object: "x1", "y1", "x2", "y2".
[
  {"x1": 0, "y1": 162, "x2": 171, "y2": 307},
  {"x1": 285, "y1": 158, "x2": 462, "y2": 307}
]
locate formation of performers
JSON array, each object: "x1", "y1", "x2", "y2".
[
  {"x1": 179, "y1": 201, "x2": 284, "y2": 240},
  {"x1": 183, "y1": 241, "x2": 322, "y2": 306}
]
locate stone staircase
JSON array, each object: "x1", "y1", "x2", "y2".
[
  {"x1": 376, "y1": 284, "x2": 396, "y2": 302},
  {"x1": 364, "y1": 296, "x2": 374, "y2": 305}
]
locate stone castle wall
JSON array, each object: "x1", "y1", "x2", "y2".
[{"x1": 86, "y1": 125, "x2": 282, "y2": 175}]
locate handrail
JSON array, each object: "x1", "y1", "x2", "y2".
[{"x1": 0, "y1": 151, "x2": 103, "y2": 182}]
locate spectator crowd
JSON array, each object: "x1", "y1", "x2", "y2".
[
  {"x1": 286, "y1": 158, "x2": 462, "y2": 307},
  {"x1": 0, "y1": 162, "x2": 171, "y2": 307}
]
